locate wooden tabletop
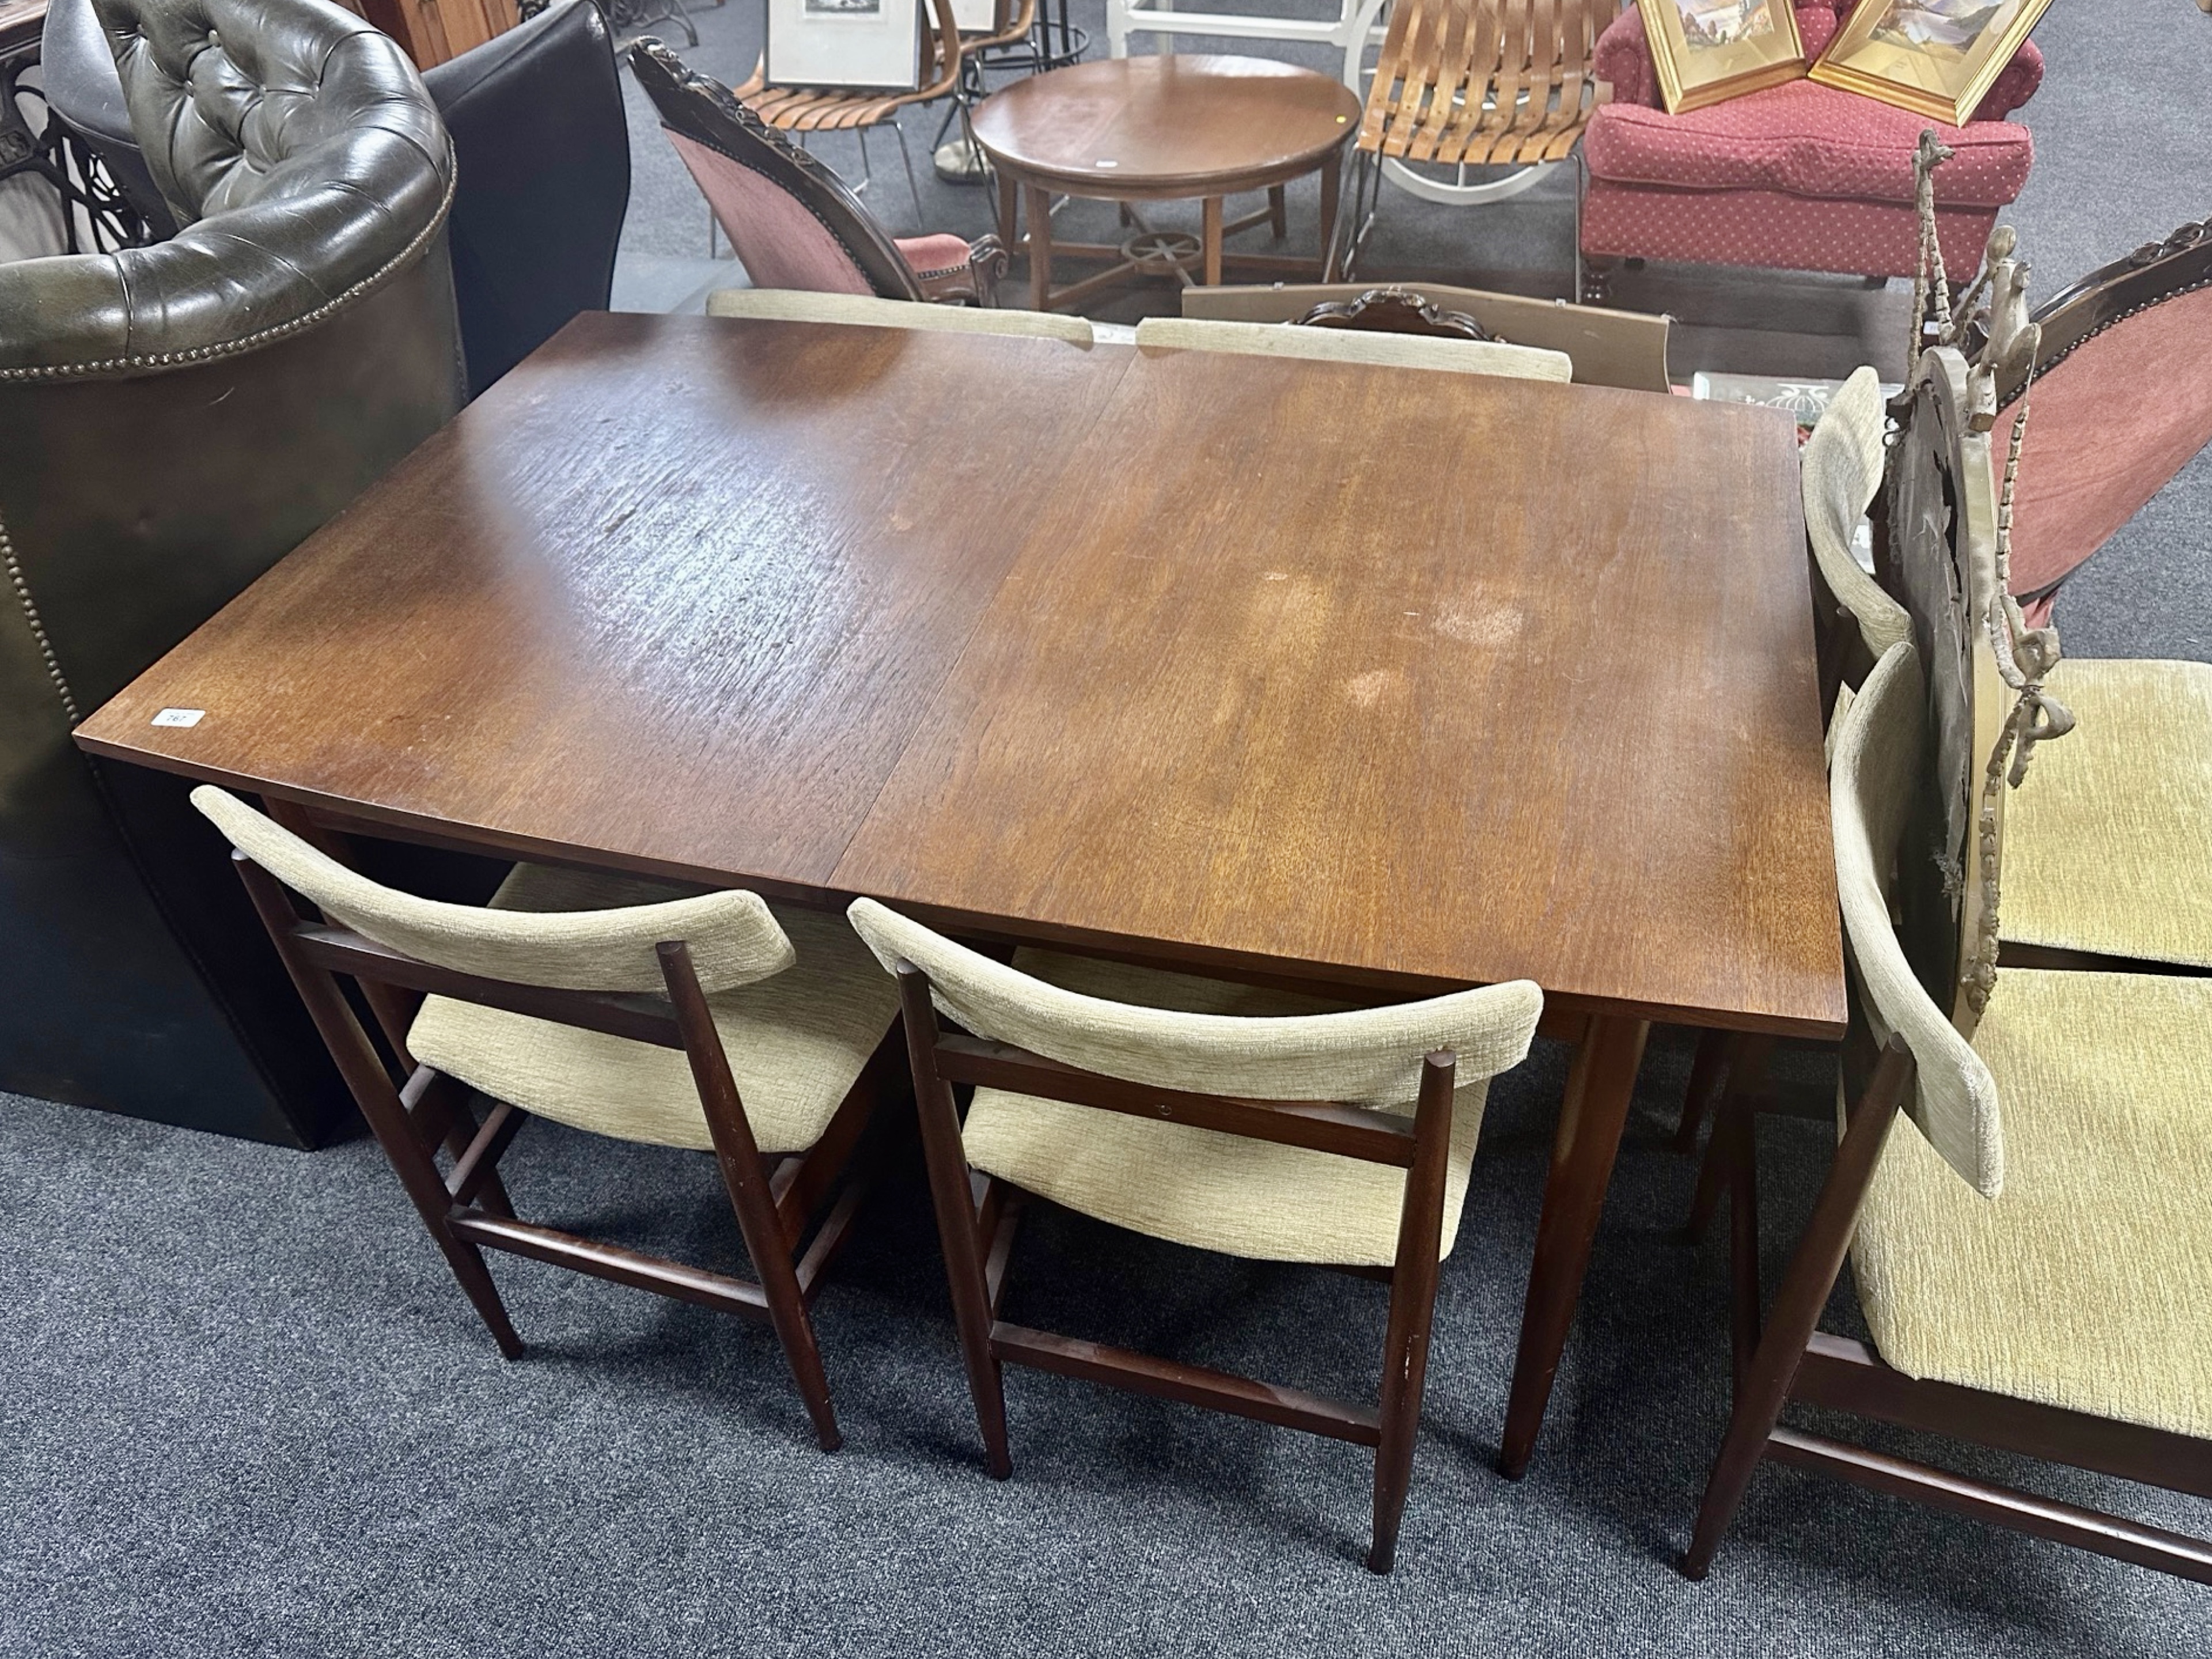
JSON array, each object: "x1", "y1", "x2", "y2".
[
  {"x1": 77, "y1": 310, "x2": 1844, "y2": 1039},
  {"x1": 969, "y1": 55, "x2": 1362, "y2": 196}
]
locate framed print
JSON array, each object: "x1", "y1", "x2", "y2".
[
  {"x1": 950, "y1": 0, "x2": 1003, "y2": 31},
  {"x1": 766, "y1": 0, "x2": 922, "y2": 92},
  {"x1": 1809, "y1": 0, "x2": 2057, "y2": 125},
  {"x1": 1634, "y1": 0, "x2": 1808, "y2": 113}
]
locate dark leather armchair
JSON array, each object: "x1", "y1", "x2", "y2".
[
  {"x1": 422, "y1": 1, "x2": 629, "y2": 395},
  {"x1": 0, "y1": 0, "x2": 465, "y2": 1144},
  {"x1": 41, "y1": 0, "x2": 629, "y2": 396}
]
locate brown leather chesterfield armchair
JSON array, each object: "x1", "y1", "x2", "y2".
[{"x1": 0, "y1": 0, "x2": 465, "y2": 1143}]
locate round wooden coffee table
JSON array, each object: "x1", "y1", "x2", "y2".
[{"x1": 969, "y1": 55, "x2": 1362, "y2": 312}]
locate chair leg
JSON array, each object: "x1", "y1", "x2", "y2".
[
  {"x1": 661, "y1": 942, "x2": 842, "y2": 1452},
  {"x1": 229, "y1": 851, "x2": 526, "y2": 1359},
  {"x1": 1369, "y1": 1054, "x2": 1456, "y2": 1574},
  {"x1": 893, "y1": 121, "x2": 925, "y2": 224},
  {"x1": 899, "y1": 966, "x2": 1013, "y2": 1479},
  {"x1": 1675, "y1": 1029, "x2": 1731, "y2": 1152},
  {"x1": 1681, "y1": 1046, "x2": 1908, "y2": 1579}
]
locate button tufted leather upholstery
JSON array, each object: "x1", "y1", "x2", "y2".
[
  {"x1": 0, "y1": 0, "x2": 453, "y2": 371},
  {"x1": 0, "y1": 0, "x2": 466, "y2": 1143}
]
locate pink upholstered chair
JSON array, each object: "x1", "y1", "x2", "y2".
[
  {"x1": 1998, "y1": 217, "x2": 2212, "y2": 626},
  {"x1": 1578, "y1": 1, "x2": 2041, "y2": 296},
  {"x1": 631, "y1": 41, "x2": 1005, "y2": 306}
]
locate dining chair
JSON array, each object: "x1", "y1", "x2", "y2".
[
  {"x1": 1681, "y1": 635, "x2": 2212, "y2": 1586},
  {"x1": 732, "y1": 0, "x2": 965, "y2": 217},
  {"x1": 844, "y1": 897, "x2": 1544, "y2": 1573},
  {"x1": 1978, "y1": 217, "x2": 2212, "y2": 977},
  {"x1": 1997, "y1": 214, "x2": 2212, "y2": 627},
  {"x1": 1183, "y1": 280, "x2": 1673, "y2": 391},
  {"x1": 1132, "y1": 315, "x2": 1573, "y2": 381},
  {"x1": 630, "y1": 40, "x2": 1005, "y2": 305},
  {"x1": 1333, "y1": 0, "x2": 1616, "y2": 279},
  {"x1": 705, "y1": 287, "x2": 1093, "y2": 344},
  {"x1": 191, "y1": 787, "x2": 903, "y2": 1450}
]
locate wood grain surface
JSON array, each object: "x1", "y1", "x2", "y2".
[
  {"x1": 77, "y1": 311, "x2": 1843, "y2": 1036},
  {"x1": 838, "y1": 344, "x2": 1843, "y2": 1035},
  {"x1": 77, "y1": 313, "x2": 1127, "y2": 893},
  {"x1": 970, "y1": 55, "x2": 1360, "y2": 197}
]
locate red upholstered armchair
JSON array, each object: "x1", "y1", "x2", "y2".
[{"x1": 1578, "y1": 1, "x2": 2043, "y2": 294}]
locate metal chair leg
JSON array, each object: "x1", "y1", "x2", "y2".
[{"x1": 894, "y1": 121, "x2": 925, "y2": 222}]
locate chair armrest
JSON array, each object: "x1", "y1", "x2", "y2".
[
  {"x1": 902, "y1": 234, "x2": 1009, "y2": 305},
  {"x1": 1972, "y1": 36, "x2": 2042, "y2": 122},
  {"x1": 1592, "y1": 5, "x2": 1660, "y2": 109}
]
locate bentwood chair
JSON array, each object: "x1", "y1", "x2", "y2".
[
  {"x1": 1683, "y1": 634, "x2": 2212, "y2": 1585},
  {"x1": 631, "y1": 41, "x2": 1005, "y2": 306},
  {"x1": 192, "y1": 787, "x2": 903, "y2": 1450},
  {"x1": 734, "y1": 0, "x2": 966, "y2": 217},
  {"x1": 704, "y1": 287, "x2": 1093, "y2": 344},
  {"x1": 845, "y1": 898, "x2": 1543, "y2": 1573},
  {"x1": 1132, "y1": 314, "x2": 1572, "y2": 381}
]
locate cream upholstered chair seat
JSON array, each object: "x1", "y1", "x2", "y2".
[
  {"x1": 958, "y1": 951, "x2": 1496, "y2": 1268},
  {"x1": 1999, "y1": 656, "x2": 2212, "y2": 969},
  {"x1": 1132, "y1": 315, "x2": 1573, "y2": 382},
  {"x1": 1853, "y1": 963, "x2": 2212, "y2": 1441},
  {"x1": 407, "y1": 865, "x2": 899, "y2": 1156},
  {"x1": 706, "y1": 287, "x2": 1094, "y2": 344}
]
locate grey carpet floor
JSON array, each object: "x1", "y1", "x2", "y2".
[{"x1": 7, "y1": 5, "x2": 2212, "y2": 1655}]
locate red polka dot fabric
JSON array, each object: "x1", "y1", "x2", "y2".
[{"x1": 1580, "y1": 1, "x2": 2041, "y2": 279}]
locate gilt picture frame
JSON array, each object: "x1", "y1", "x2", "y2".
[
  {"x1": 1808, "y1": 0, "x2": 2056, "y2": 125},
  {"x1": 1635, "y1": 0, "x2": 1808, "y2": 113},
  {"x1": 766, "y1": 0, "x2": 923, "y2": 92}
]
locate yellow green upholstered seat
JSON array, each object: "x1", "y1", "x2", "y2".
[
  {"x1": 406, "y1": 865, "x2": 900, "y2": 1155},
  {"x1": 1999, "y1": 656, "x2": 2212, "y2": 969},
  {"x1": 1852, "y1": 964, "x2": 2212, "y2": 1441},
  {"x1": 957, "y1": 952, "x2": 1498, "y2": 1268},
  {"x1": 844, "y1": 899, "x2": 1544, "y2": 1270}
]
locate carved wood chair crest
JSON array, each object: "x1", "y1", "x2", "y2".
[
  {"x1": 1892, "y1": 131, "x2": 2074, "y2": 1022},
  {"x1": 1294, "y1": 287, "x2": 1497, "y2": 342}
]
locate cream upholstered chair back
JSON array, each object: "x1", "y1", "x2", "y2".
[
  {"x1": 1132, "y1": 316, "x2": 1573, "y2": 384},
  {"x1": 706, "y1": 287, "x2": 1093, "y2": 344},
  {"x1": 847, "y1": 897, "x2": 1542, "y2": 1108},
  {"x1": 191, "y1": 786, "x2": 793, "y2": 995},
  {"x1": 1830, "y1": 642, "x2": 2004, "y2": 1198},
  {"x1": 1805, "y1": 366, "x2": 1909, "y2": 661}
]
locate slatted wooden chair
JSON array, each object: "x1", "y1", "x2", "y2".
[
  {"x1": 1332, "y1": 0, "x2": 1619, "y2": 277},
  {"x1": 1680, "y1": 345, "x2": 2212, "y2": 1587},
  {"x1": 846, "y1": 898, "x2": 1543, "y2": 1573},
  {"x1": 192, "y1": 787, "x2": 903, "y2": 1452},
  {"x1": 733, "y1": 0, "x2": 967, "y2": 214}
]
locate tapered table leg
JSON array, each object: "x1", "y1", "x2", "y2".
[
  {"x1": 1202, "y1": 196, "x2": 1223, "y2": 286},
  {"x1": 1498, "y1": 1012, "x2": 1651, "y2": 1480},
  {"x1": 1026, "y1": 183, "x2": 1054, "y2": 311}
]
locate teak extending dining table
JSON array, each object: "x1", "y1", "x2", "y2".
[{"x1": 75, "y1": 310, "x2": 1846, "y2": 1479}]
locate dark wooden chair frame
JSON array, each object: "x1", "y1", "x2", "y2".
[
  {"x1": 228, "y1": 829, "x2": 893, "y2": 1452},
  {"x1": 1295, "y1": 287, "x2": 1497, "y2": 342},
  {"x1": 892, "y1": 961, "x2": 1460, "y2": 1574},
  {"x1": 1682, "y1": 1028, "x2": 2212, "y2": 1584}
]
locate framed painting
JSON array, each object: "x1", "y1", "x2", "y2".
[
  {"x1": 766, "y1": 0, "x2": 923, "y2": 92},
  {"x1": 1809, "y1": 0, "x2": 2056, "y2": 125},
  {"x1": 1635, "y1": 0, "x2": 1808, "y2": 113}
]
